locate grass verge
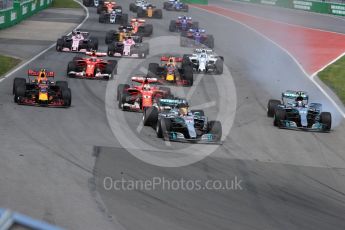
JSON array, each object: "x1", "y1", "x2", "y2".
[
  {"x1": 318, "y1": 56, "x2": 345, "y2": 105},
  {"x1": 51, "y1": 0, "x2": 80, "y2": 8},
  {"x1": 0, "y1": 54, "x2": 21, "y2": 77}
]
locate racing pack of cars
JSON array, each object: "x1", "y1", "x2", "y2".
[{"x1": 11, "y1": 0, "x2": 332, "y2": 147}]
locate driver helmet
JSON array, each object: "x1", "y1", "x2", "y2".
[
  {"x1": 143, "y1": 84, "x2": 151, "y2": 91},
  {"x1": 91, "y1": 57, "x2": 97, "y2": 62},
  {"x1": 295, "y1": 96, "x2": 304, "y2": 107},
  {"x1": 177, "y1": 102, "x2": 189, "y2": 116}
]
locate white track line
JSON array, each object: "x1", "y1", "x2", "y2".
[
  {"x1": 192, "y1": 5, "x2": 345, "y2": 118},
  {"x1": 0, "y1": 0, "x2": 89, "y2": 83}
]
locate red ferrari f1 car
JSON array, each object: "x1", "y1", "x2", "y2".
[
  {"x1": 117, "y1": 76, "x2": 172, "y2": 112},
  {"x1": 67, "y1": 51, "x2": 117, "y2": 80}
]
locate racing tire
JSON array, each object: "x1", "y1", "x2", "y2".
[
  {"x1": 137, "y1": 8, "x2": 145, "y2": 18},
  {"x1": 215, "y1": 59, "x2": 223, "y2": 75},
  {"x1": 13, "y1": 78, "x2": 26, "y2": 95},
  {"x1": 182, "y1": 65, "x2": 193, "y2": 86},
  {"x1": 320, "y1": 112, "x2": 332, "y2": 131},
  {"x1": 117, "y1": 84, "x2": 130, "y2": 101},
  {"x1": 97, "y1": 5, "x2": 102, "y2": 14},
  {"x1": 163, "y1": 2, "x2": 170, "y2": 9},
  {"x1": 157, "y1": 118, "x2": 171, "y2": 138},
  {"x1": 107, "y1": 44, "x2": 115, "y2": 56},
  {"x1": 274, "y1": 108, "x2": 286, "y2": 127},
  {"x1": 154, "y1": 9, "x2": 163, "y2": 19},
  {"x1": 205, "y1": 35, "x2": 214, "y2": 48},
  {"x1": 14, "y1": 85, "x2": 26, "y2": 103},
  {"x1": 182, "y1": 54, "x2": 191, "y2": 66},
  {"x1": 144, "y1": 24, "x2": 153, "y2": 36},
  {"x1": 62, "y1": 88, "x2": 72, "y2": 107},
  {"x1": 105, "y1": 30, "x2": 116, "y2": 44},
  {"x1": 56, "y1": 81, "x2": 68, "y2": 91},
  {"x1": 191, "y1": 110, "x2": 205, "y2": 116},
  {"x1": 119, "y1": 92, "x2": 129, "y2": 110},
  {"x1": 56, "y1": 39, "x2": 64, "y2": 51},
  {"x1": 169, "y1": 20, "x2": 176, "y2": 32},
  {"x1": 129, "y1": 3, "x2": 137, "y2": 12},
  {"x1": 105, "y1": 61, "x2": 117, "y2": 79},
  {"x1": 143, "y1": 106, "x2": 159, "y2": 126},
  {"x1": 267, "y1": 99, "x2": 281, "y2": 117},
  {"x1": 83, "y1": 0, "x2": 91, "y2": 6},
  {"x1": 67, "y1": 62, "x2": 77, "y2": 77},
  {"x1": 208, "y1": 120, "x2": 222, "y2": 141},
  {"x1": 148, "y1": 63, "x2": 159, "y2": 78},
  {"x1": 108, "y1": 60, "x2": 118, "y2": 75}
]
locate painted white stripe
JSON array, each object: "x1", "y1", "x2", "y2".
[
  {"x1": 0, "y1": 0, "x2": 89, "y2": 83},
  {"x1": 192, "y1": 5, "x2": 345, "y2": 118}
]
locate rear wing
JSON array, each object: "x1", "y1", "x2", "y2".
[
  {"x1": 194, "y1": 48, "x2": 213, "y2": 53},
  {"x1": 28, "y1": 69, "x2": 54, "y2": 77},
  {"x1": 161, "y1": 56, "x2": 183, "y2": 62},
  {"x1": 281, "y1": 90, "x2": 308, "y2": 100},
  {"x1": 85, "y1": 51, "x2": 107, "y2": 57},
  {"x1": 131, "y1": 76, "x2": 157, "y2": 83},
  {"x1": 178, "y1": 16, "x2": 192, "y2": 20},
  {"x1": 158, "y1": 98, "x2": 188, "y2": 108},
  {"x1": 188, "y1": 28, "x2": 205, "y2": 33},
  {"x1": 131, "y1": 18, "x2": 146, "y2": 23}
]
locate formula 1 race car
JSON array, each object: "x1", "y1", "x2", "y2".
[
  {"x1": 105, "y1": 25, "x2": 143, "y2": 44},
  {"x1": 137, "y1": 4, "x2": 163, "y2": 19},
  {"x1": 143, "y1": 99, "x2": 222, "y2": 143},
  {"x1": 148, "y1": 56, "x2": 193, "y2": 86},
  {"x1": 67, "y1": 51, "x2": 117, "y2": 80},
  {"x1": 13, "y1": 69, "x2": 71, "y2": 108},
  {"x1": 83, "y1": 0, "x2": 103, "y2": 7},
  {"x1": 180, "y1": 28, "x2": 214, "y2": 48},
  {"x1": 56, "y1": 30, "x2": 98, "y2": 52},
  {"x1": 99, "y1": 6, "x2": 128, "y2": 24},
  {"x1": 117, "y1": 76, "x2": 172, "y2": 112},
  {"x1": 129, "y1": 0, "x2": 148, "y2": 12},
  {"x1": 169, "y1": 16, "x2": 198, "y2": 32},
  {"x1": 107, "y1": 37, "x2": 149, "y2": 58},
  {"x1": 97, "y1": 1, "x2": 121, "y2": 14},
  {"x1": 182, "y1": 49, "x2": 223, "y2": 74},
  {"x1": 128, "y1": 18, "x2": 153, "y2": 37},
  {"x1": 267, "y1": 90, "x2": 332, "y2": 132},
  {"x1": 163, "y1": 0, "x2": 188, "y2": 12}
]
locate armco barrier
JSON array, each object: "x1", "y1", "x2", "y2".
[
  {"x1": 182, "y1": 0, "x2": 208, "y2": 5},
  {"x1": 233, "y1": 0, "x2": 345, "y2": 16},
  {"x1": 0, "y1": 0, "x2": 52, "y2": 30}
]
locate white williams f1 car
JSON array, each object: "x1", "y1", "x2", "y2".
[{"x1": 183, "y1": 49, "x2": 223, "y2": 74}]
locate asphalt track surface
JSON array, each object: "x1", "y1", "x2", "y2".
[{"x1": 1, "y1": 1, "x2": 345, "y2": 230}]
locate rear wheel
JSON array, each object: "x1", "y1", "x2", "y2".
[
  {"x1": 169, "y1": 20, "x2": 176, "y2": 32},
  {"x1": 144, "y1": 24, "x2": 153, "y2": 36},
  {"x1": 56, "y1": 39, "x2": 64, "y2": 51},
  {"x1": 67, "y1": 61, "x2": 77, "y2": 77},
  {"x1": 182, "y1": 65, "x2": 193, "y2": 86},
  {"x1": 215, "y1": 59, "x2": 223, "y2": 74},
  {"x1": 157, "y1": 118, "x2": 171, "y2": 138},
  {"x1": 320, "y1": 112, "x2": 332, "y2": 131},
  {"x1": 13, "y1": 78, "x2": 26, "y2": 95},
  {"x1": 14, "y1": 85, "x2": 26, "y2": 103},
  {"x1": 62, "y1": 88, "x2": 72, "y2": 107},
  {"x1": 56, "y1": 81, "x2": 68, "y2": 91},
  {"x1": 267, "y1": 99, "x2": 281, "y2": 117},
  {"x1": 137, "y1": 8, "x2": 145, "y2": 18},
  {"x1": 155, "y1": 9, "x2": 163, "y2": 19}
]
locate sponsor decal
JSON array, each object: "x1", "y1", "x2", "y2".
[
  {"x1": 331, "y1": 5, "x2": 345, "y2": 15},
  {"x1": 11, "y1": 11, "x2": 17, "y2": 21},
  {"x1": 261, "y1": 0, "x2": 276, "y2": 5},
  {"x1": 0, "y1": 16, "x2": 4, "y2": 25},
  {"x1": 293, "y1": 0, "x2": 312, "y2": 11}
]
